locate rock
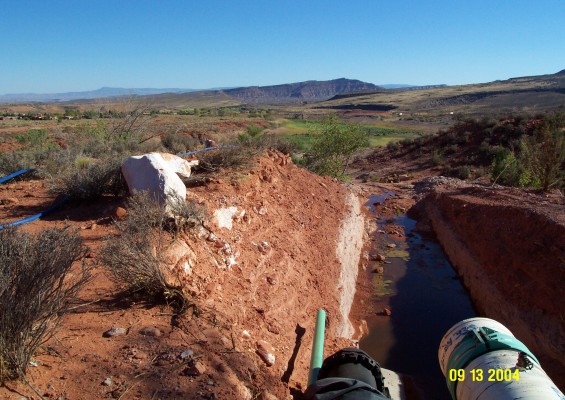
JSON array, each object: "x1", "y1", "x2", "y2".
[
  {"x1": 372, "y1": 266, "x2": 384, "y2": 274},
  {"x1": 181, "y1": 361, "x2": 206, "y2": 376},
  {"x1": 81, "y1": 353, "x2": 102, "y2": 363},
  {"x1": 153, "y1": 352, "x2": 176, "y2": 366},
  {"x1": 197, "y1": 226, "x2": 209, "y2": 239},
  {"x1": 102, "y1": 377, "x2": 112, "y2": 386},
  {"x1": 386, "y1": 243, "x2": 397, "y2": 249},
  {"x1": 213, "y1": 206, "x2": 239, "y2": 230},
  {"x1": 159, "y1": 152, "x2": 199, "y2": 179},
  {"x1": 241, "y1": 330, "x2": 251, "y2": 338},
  {"x1": 126, "y1": 348, "x2": 148, "y2": 360},
  {"x1": 163, "y1": 239, "x2": 196, "y2": 276},
  {"x1": 102, "y1": 327, "x2": 126, "y2": 338},
  {"x1": 90, "y1": 223, "x2": 98, "y2": 230},
  {"x1": 114, "y1": 207, "x2": 127, "y2": 219},
  {"x1": 266, "y1": 319, "x2": 281, "y2": 334},
  {"x1": 257, "y1": 206, "x2": 267, "y2": 215},
  {"x1": 381, "y1": 307, "x2": 392, "y2": 316},
  {"x1": 204, "y1": 139, "x2": 217, "y2": 148},
  {"x1": 179, "y1": 349, "x2": 194, "y2": 360},
  {"x1": 121, "y1": 152, "x2": 197, "y2": 212},
  {"x1": 259, "y1": 391, "x2": 279, "y2": 400},
  {"x1": 258, "y1": 242, "x2": 270, "y2": 253},
  {"x1": 370, "y1": 253, "x2": 386, "y2": 262},
  {"x1": 139, "y1": 326, "x2": 162, "y2": 337},
  {"x1": 256, "y1": 340, "x2": 275, "y2": 367},
  {"x1": 214, "y1": 362, "x2": 228, "y2": 372},
  {"x1": 234, "y1": 209, "x2": 246, "y2": 222}
]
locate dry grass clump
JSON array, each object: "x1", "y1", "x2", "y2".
[
  {"x1": 100, "y1": 192, "x2": 205, "y2": 311},
  {"x1": 0, "y1": 227, "x2": 90, "y2": 383}
]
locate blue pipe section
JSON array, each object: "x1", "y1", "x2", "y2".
[
  {"x1": 0, "y1": 168, "x2": 35, "y2": 184},
  {"x1": 177, "y1": 145, "x2": 235, "y2": 157},
  {"x1": 0, "y1": 196, "x2": 69, "y2": 230}
]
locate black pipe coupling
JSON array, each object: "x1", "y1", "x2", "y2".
[{"x1": 317, "y1": 348, "x2": 389, "y2": 396}]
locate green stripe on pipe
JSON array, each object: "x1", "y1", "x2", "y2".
[{"x1": 308, "y1": 309, "x2": 326, "y2": 386}]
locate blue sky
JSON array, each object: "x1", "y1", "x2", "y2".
[{"x1": 1, "y1": 0, "x2": 564, "y2": 94}]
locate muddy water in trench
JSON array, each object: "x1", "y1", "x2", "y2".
[{"x1": 359, "y1": 193, "x2": 476, "y2": 400}]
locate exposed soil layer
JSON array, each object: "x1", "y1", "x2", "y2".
[
  {"x1": 411, "y1": 177, "x2": 565, "y2": 389},
  {"x1": 0, "y1": 152, "x2": 362, "y2": 399}
]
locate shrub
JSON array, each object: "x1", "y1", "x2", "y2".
[
  {"x1": 431, "y1": 149, "x2": 444, "y2": 166},
  {"x1": 0, "y1": 150, "x2": 39, "y2": 175},
  {"x1": 0, "y1": 227, "x2": 90, "y2": 383},
  {"x1": 50, "y1": 156, "x2": 126, "y2": 200},
  {"x1": 197, "y1": 141, "x2": 261, "y2": 171},
  {"x1": 265, "y1": 135, "x2": 297, "y2": 155},
  {"x1": 491, "y1": 150, "x2": 533, "y2": 187},
  {"x1": 443, "y1": 165, "x2": 471, "y2": 180},
  {"x1": 14, "y1": 129, "x2": 49, "y2": 148},
  {"x1": 386, "y1": 141, "x2": 401, "y2": 151},
  {"x1": 520, "y1": 111, "x2": 565, "y2": 190},
  {"x1": 100, "y1": 193, "x2": 200, "y2": 311},
  {"x1": 161, "y1": 132, "x2": 200, "y2": 154},
  {"x1": 304, "y1": 117, "x2": 369, "y2": 179}
]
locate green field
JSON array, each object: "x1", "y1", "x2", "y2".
[{"x1": 279, "y1": 119, "x2": 424, "y2": 150}]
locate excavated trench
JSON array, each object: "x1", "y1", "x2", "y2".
[
  {"x1": 413, "y1": 184, "x2": 565, "y2": 391},
  {"x1": 358, "y1": 193, "x2": 476, "y2": 400},
  {"x1": 353, "y1": 183, "x2": 565, "y2": 398}
]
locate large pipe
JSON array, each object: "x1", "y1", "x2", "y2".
[
  {"x1": 439, "y1": 317, "x2": 564, "y2": 400},
  {"x1": 308, "y1": 309, "x2": 327, "y2": 386}
]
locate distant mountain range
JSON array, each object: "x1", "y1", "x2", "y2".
[
  {"x1": 0, "y1": 79, "x2": 383, "y2": 104},
  {"x1": 2, "y1": 70, "x2": 562, "y2": 105},
  {"x1": 0, "y1": 87, "x2": 201, "y2": 103}
]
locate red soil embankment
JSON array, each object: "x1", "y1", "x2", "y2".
[{"x1": 412, "y1": 178, "x2": 565, "y2": 389}]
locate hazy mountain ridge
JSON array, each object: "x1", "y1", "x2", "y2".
[
  {"x1": 1, "y1": 70, "x2": 563, "y2": 107},
  {"x1": 0, "y1": 87, "x2": 198, "y2": 103},
  {"x1": 219, "y1": 78, "x2": 381, "y2": 104}
]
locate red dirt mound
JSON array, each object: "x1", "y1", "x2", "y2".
[{"x1": 0, "y1": 151, "x2": 363, "y2": 399}]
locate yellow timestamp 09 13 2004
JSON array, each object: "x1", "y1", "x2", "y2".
[{"x1": 448, "y1": 368, "x2": 521, "y2": 382}]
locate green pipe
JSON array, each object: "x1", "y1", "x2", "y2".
[{"x1": 308, "y1": 309, "x2": 327, "y2": 386}]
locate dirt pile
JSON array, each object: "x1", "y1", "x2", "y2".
[
  {"x1": 0, "y1": 151, "x2": 366, "y2": 399},
  {"x1": 411, "y1": 177, "x2": 565, "y2": 388}
]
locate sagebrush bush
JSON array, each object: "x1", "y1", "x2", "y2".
[
  {"x1": 0, "y1": 227, "x2": 90, "y2": 383},
  {"x1": 197, "y1": 141, "x2": 261, "y2": 171},
  {"x1": 50, "y1": 156, "x2": 126, "y2": 200},
  {"x1": 161, "y1": 132, "x2": 200, "y2": 154},
  {"x1": 0, "y1": 150, "x2": 38, "y2": 175},
  {"x1": 100, "y1": 192, "x2": 203, "y2": 311}
]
